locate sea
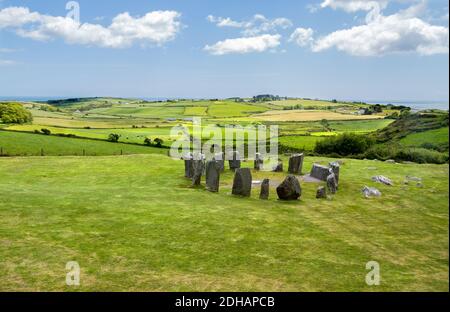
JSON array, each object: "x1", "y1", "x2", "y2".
[{"x1": 0, "y1": 96, "x2": 448, "y2": 111}]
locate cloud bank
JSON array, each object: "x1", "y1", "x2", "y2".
[
  {"x1": 294, "y1": 0, "x2": 449, "y2": 56},
  {"x1": 0, "y1": 6, "x2": 182, "y2": 48}
]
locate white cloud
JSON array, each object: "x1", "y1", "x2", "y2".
[
  {"x1": 320, "y1": 0, "x2": 389, "y2": 12},
  {"x1": 207, "y1": 14, "x2": 292, "y2": 36},
  {"x1": 289, "y1": 28, "x2": 314, "y2": 47},
  {"x1": 0, "y1": 6, "x2": 182, "y2": 48},
  {"x1": 312, "y1": 1, "x2": 449, "y2": 56},
  {"x1": 0, "y1": 59, "x2": 16, "y2": 66},
  {"x1": 0, "y1": 47, "x2": 17, "y2": 52},
  {"x1": 204, "y1": 34, "x2": 281, "y2": 55},
  {"x1": 207, "y1": 15, "x2": 249, "y2": 28}
]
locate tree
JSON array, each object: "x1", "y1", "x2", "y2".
[
  {"x1": 153, "y1": 138, "x2": 164, "y2": 147},
  {"x1": 0, "y1": 102, "x2": 33, "y2": 124},
  {"x1": 108, "y1": 133, "x2": 121, "y2": 142},
  {"x1": 144, "y1": 138, "x2": 152, "y2": 146},
  {"x1": 371, "y1": 104, "x2": 383, "y2": 113},
  {"x1": 320, "y1": 119, "x2": 330, "y2": 131}
]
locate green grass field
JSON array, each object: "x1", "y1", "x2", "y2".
[
  {"x1": 399, "y1": 127, "x2": 449, "y2": 147},
  {"x1": 279, "y1": 136, "x2": 324, "y2": 151},
  {"x1": 184, "y1": 106, "x2": 208, "y2": 116},
  {"x1": 0, "y1": 131, "x2": 167, "y2": 156},
  {"x1": 208, "y1": 102, "x2": 269, "y2": 117},
  {"x1": 0, "y1": 154, "x2": 447, "y2": 291},
  {"x1": 5, "y1": 125, "x2": 175, "y2": 146},
  {"x1": 91, "y1": 106, "x2": 185, "y2": 119}
]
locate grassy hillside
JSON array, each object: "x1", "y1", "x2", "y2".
[
  {"x1": 0, "y1": 130, "x2": 167, "y2": 156},
  {"x1": 375, "y1": 112, "x2": 449, "y2": 143},
  {"x1": 0, "y1": 154, "x2": 447, "y2": 291},
  {"x1": 399, "y1": 127, "x2": 449, "y2": 151}
]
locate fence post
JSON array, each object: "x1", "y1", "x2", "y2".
[
  {"x1": 0, "y1": 147, "x2": 2, "y2": 156},
  {"x1": 83, "y1": 149, "x2": 86, "y2": 156},
  {"x1": 41, "y1": 148, "x2": 44, "y2": 156},
  {"x1": 121, "y1": 149, "x2": 123, "y2": 155}
]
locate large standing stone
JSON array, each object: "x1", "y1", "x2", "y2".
[
  {"x1": 213, "y1": 152, "x2": 225, "y2": 172},
  {"x1": 259, "y1": 179, "x2": 270, "y2": 200},
  {"x1": 326, "y1": 173, "x2": 338, "y2": 194},
  {"x1": 232, "y1": 168, "x2": 252, "y2": 197},
  {"x1": 272, "y1": 159, "x2": 283, "y2": 172},
  {"x1": 183, "y1": 153, "x2": 194, "y2": 178},
  {"x1": 276, "y1": 175, "x2": 301, "y2": 200},
  {"x1": 288, "y1": 153, "x2": 304, "y2": 175},
  {"x1": 191, "y1": 160, "x2": 205, "y2": 186},
  {"x1": 205, "y1": 160, "x2": 221, "y2": 192},
  {"x1": 254, "y1": 153, "x2": 264, "y2": 171},
  {"x1": 329, "y1": 161, "x2": 340, "y2": 184},
  {"x1": 228, "y1": 151, "x2": 241, "y2": 171},
  {"x1": 316, "y1": 186, "x2": 327, "y2": 199},
  {"x1": 310, "y1": 164, "x2": 332, "y2": 181}
]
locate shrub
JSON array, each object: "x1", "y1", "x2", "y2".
[
  {"x1": 108, "y1": 133, "x2": 121, "y2": 142},
  {"x1": 314, "y1": 133, "x2": 374, "y2": 156},
  {"x1": 393, "y1": 148, "x2": 448, "y2": 164},
  {"x1": 153, "y1": 138, "x2": 164, "y2": 148},
  {"x1": 41, "y1": 128, "x2": 51, "y2": 135},
  {"x1": 364, "y1": 144, "x2": 448, "y2": 164},
  {"x1": 144, "y1": 138, "x2": 152, "y2": 146},
  {"x1": 0, "y1": 102, "x2": 33, "y2": 124}
]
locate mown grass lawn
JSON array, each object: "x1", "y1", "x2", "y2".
[{"x1": 0, "y1": 154, "x2": 447, "y2": 291}]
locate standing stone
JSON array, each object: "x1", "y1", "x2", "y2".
[
  {"x1": 316, "y1": 186, "x2": 327, "y2": 199},
  {"x1": 327, "y1": 173, "x2": 338, "y2": 194},
  {"x1": 232, "y1": 168, "x2": 252, "y2": 197},
  {"x1": 205, "y1": 160, "x2": 221, "y2": 192},
  {"x1": 310, "y1": 164, "x2": 331, "y2": 181},
  {"x1": 272, "y1": 159, "x2": 283, "y2": 172},
  {"x1": 288, "y1": 153, "x2": 304, "y2": 175},
  {"x1": 259, "y1": 179, "x2": 270, "y2": 200},
  {"x1": 183, "y1": 153, "x2": 194, "y2": 178},
  {"x1": 228, "y1": 151, "x2": 241, "y2": 171},
  {"x1": 213, "y1": 152, "x2": 225, "y2": 172},
  {"x1": 276, "y1": 175, "x2": 301, "y2": 200},
  {"x1": 254, "y1": 153, "x2": 264, "y2": 171},
  {"x1": 191, "y1": 160, "x2": 205, "y2": 186},
  {"x1": 329, "y1": 162, "x2": 340, "y2": 184}
]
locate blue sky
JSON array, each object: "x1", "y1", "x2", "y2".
[{"x1": 0, "y1": 0, "x2": 448, "y2": 101}]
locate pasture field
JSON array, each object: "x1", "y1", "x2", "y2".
[
  {"x1": 184, "y1": 106, "x2": 208, "y2": 116},
  {"x1": 0, "y1": 131, "x2": 167, "y2": 156},
  {"x1": 31, "y1": 116, "x2": 163, "y2": 128},
  {"x1": 278, "y1": 135, "x2": 324, "y2": 151},
  {"x1": 399, "y1": 127, "x2": 449, "y2": 147},
  {"x1": 5, "y1": 124, "x2": 175, "y2": 146},
  {"x1": 90, "y1": 106, "x2": 185, "y2": 119},
  {"x1": 329, "y1": 119, "x2": 394, "y2": 133},
  {"x1": 207, "y1": 102, "x2": 270, "y2": 118},
  {"x1": 252, "y1": 110, "x2": 385, "y2": 122},
  {"x1": 268, "y1": 99, "x2": 355, "y2": 108},
  {"x1": 0, "y1": 154, "x2": 447, "y2": 291}
]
